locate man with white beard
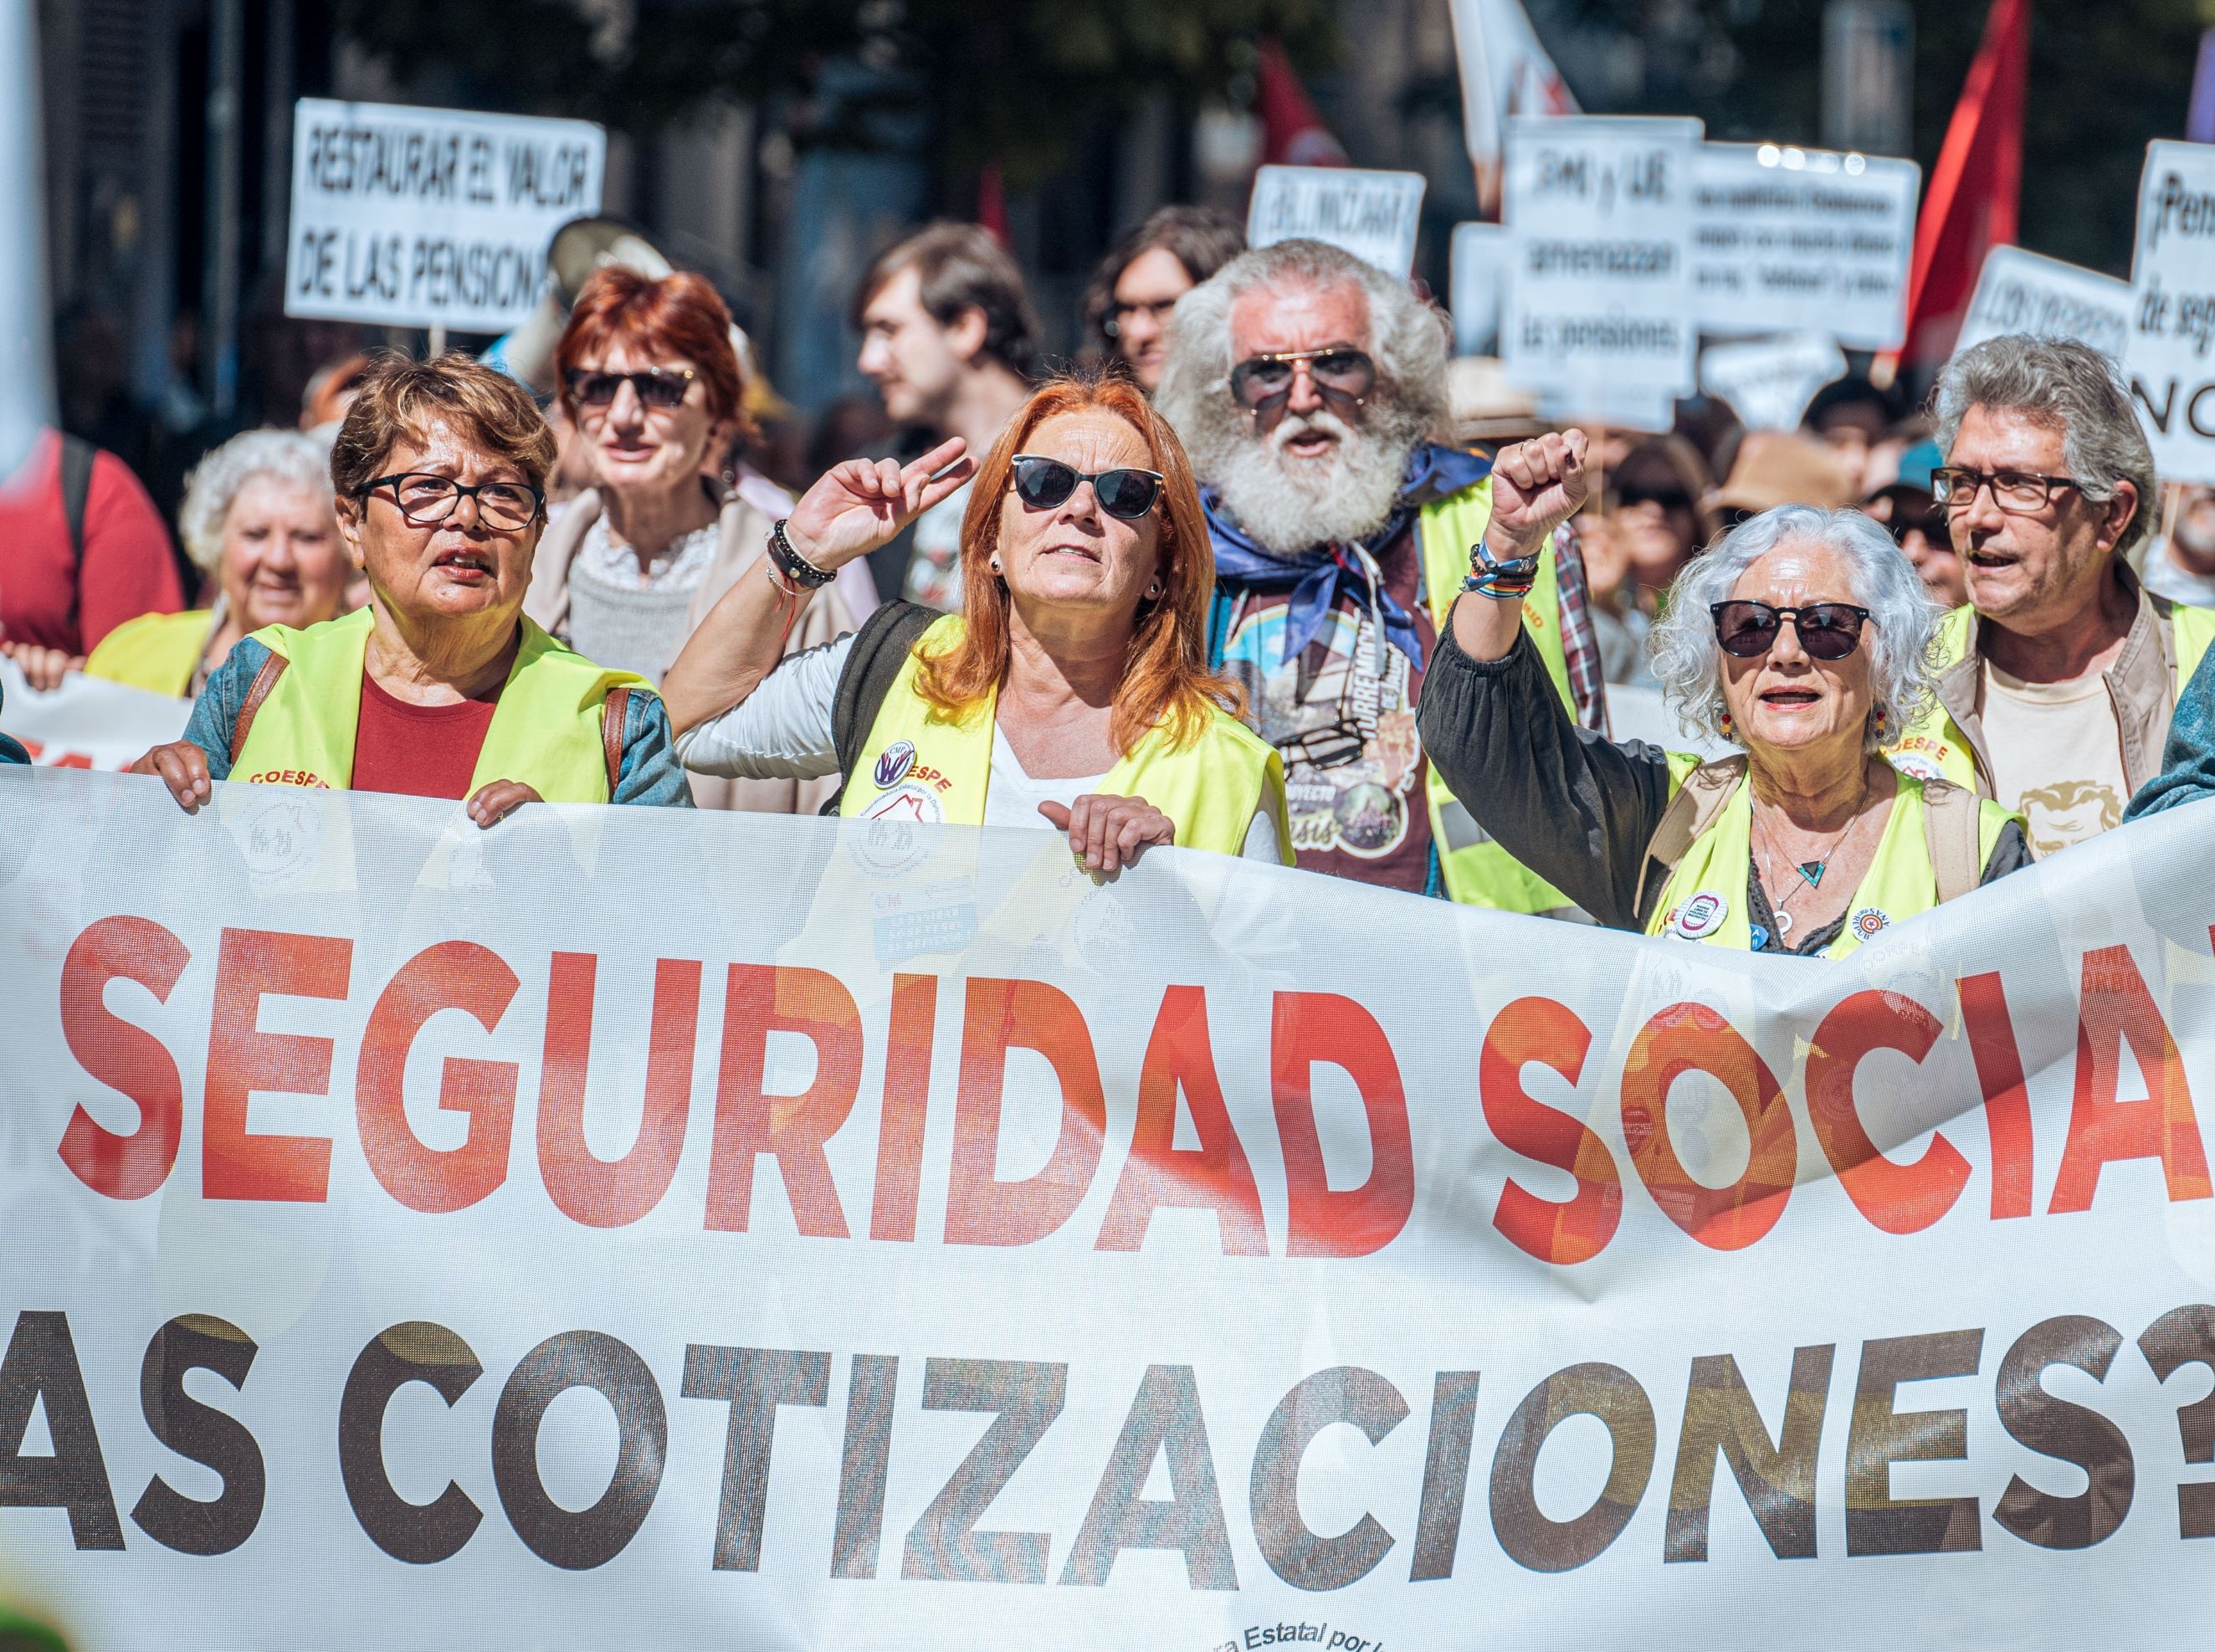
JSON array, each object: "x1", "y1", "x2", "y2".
[{"x1": 1157, "y1": 238, "x2": 1602, "y2": 904}]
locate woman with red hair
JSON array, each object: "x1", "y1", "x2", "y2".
[
  {"x1": 664, "y1": 371, "x2": 1290, "y2": 870},
  {"x1": 526, "y1": 266, "x2": 857, "y2": 810}
]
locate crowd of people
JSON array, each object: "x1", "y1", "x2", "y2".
[{"x1": 7, "y1": 203, "x2": 2215, "y2": 957}]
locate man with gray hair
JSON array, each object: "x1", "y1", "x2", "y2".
[
  {"x1": 1156, "y1": 238, "x2": 1602, "y2": 904},
  {"x1": 1890, "y1": 334, "x2": 2215, "y2": 856}
]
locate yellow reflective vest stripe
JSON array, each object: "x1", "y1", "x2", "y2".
[
  {"x1": 83, "y1": 609, "x2": 213, "y2": 698},
  {"x1": 232, "y1": 607, "x2": 651, "y2": 802},
  {"x1": 838, "y1": 613, "x2": 1293, "y2": 861},
  {"x1": 1887, "y1": 601, "x2": 2215, "y2": 788},
  {"x1": 1644, "y1": 762, "x2": 2016, "y2": 957},
  {"x1": 1415, "y1": 480, "x2": 1579, "y2": 910}
]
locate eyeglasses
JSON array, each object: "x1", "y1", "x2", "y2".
[
  {"x1": 1105, "y1": 297, "x2": 1179, "y2": 339},
  {"x1": 1710, "y1": 600, "x2": 1872, "y2": 661},
  {"x1": 358, "y1": 473, "x2": 546, "y2": 531},
  {"x1": 1228, "y1": 348, "x2": 1375, "y2": 422},
  {"x1": 1930, "y1": 466, "x2": 2081, "y2": 514},
  {"x1": 1008, "y1": 454, "x2": 1165, "y2": 520},
  {"x1": 565, "y1": 367, "x2": 698, "y2": 411}
]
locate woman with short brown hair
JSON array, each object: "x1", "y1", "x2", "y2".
[
  {"x1": 664, "y1": 370, "x2": 1288, "y2": 870},
  {"x1": 132, "y1": 352, "x2": 691, "y2": 822}
]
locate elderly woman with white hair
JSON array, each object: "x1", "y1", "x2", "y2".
[
  {"x1": 1418, "y1": 439, "x2": 2029, "y2": 955},
  {"x1": 84, "y1": 429, "x2": 351, "y2": 698}
]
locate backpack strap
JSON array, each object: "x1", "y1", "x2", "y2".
[
  {"x1": 602, "y1": 685, "x2": 633, "y2": 799},
  {"x1": 823, "y1": 600, "x2": 940, "y2": 816},
  {"x1": 1633, "y1": 755, "x2": 1749, "y2": 929},
  {"x1": 228, "y1": 653, "x2": 290, "y2": 766},
  {"x1": 1920, "y1": 775, "x2": 1983, "y2": 906},
  {"x1": 59, "y1": 435, "x2": 96, "y2": 634}
]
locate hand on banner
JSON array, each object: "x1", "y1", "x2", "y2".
[
  {"x1": 1484, "y1": 429, "x2": 1592, "y2": 562},
  {"x1": 0, "y1": 639, "x2": 84, "y2": 693},
  {"x1": 1038, "y1": 793, "x2": 1176, "y2": 876},
  {"x1": 784, "y1": 437, "x2": 977, "y2": 569},
  {"x1": 467, "y1": 778, "x2": 544, "y2": 828},
  {"x1": 131, "y1": 740, "x2": 214, "y2": 813}
]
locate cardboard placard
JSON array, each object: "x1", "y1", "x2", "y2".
[
  {"x1": 2125, "y1": 141, "x2": 2215, "y2": 485},
  {"x1": 1247, "y1": 166, "x2": 1427, "y2": 275},
  {"x1": 1956, "y1": 244, "x2": 2131, "y2": 362}
]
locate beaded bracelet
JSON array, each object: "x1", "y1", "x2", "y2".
[
  {"x1": 1461, "y1": 535, "x2": 1541, "y2": 600},
  {"x1": 767, "y1": 518, "x2": 837, "y2": 590}
]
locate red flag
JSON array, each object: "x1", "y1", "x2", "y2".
[
  {"x1": 1254, "y1": 37, "x2": 1348, "y2": 167},
  {"x1": 1899, "y1": 0, "x2": 2029, "y2": 364}
]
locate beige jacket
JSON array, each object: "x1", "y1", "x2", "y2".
[
  {"x1": 527, "y1": 485, "x2": 853, "y2": 813},
  {"x1": 1933, "y1": 562, "x2": 2184, "y2": 800}
]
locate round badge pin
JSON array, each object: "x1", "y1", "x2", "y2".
[
  {"x1": 1851, "y1": 906, "x2": 1893, "y2": 940},
  {"x1": 1672, "y1": 890, "x2": 1729, "y2": 940},
  {"x1": 874, "y1": 740, "x2": 917, "y2": 789}
]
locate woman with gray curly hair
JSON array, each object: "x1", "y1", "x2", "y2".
[
  {"x1": 1418, "y1": 481, "x2": 2031, "y2": 955},
  {"x1": 83, "y1": 428, "x2": 350, "y2": 697}
]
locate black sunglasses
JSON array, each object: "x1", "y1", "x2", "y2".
[
  {"x1": 565, "y1": 367, "x2": 697, "y2": 411},
  {"x1": 1228, "y1": 349, "x2": 1376, "y2": 420},
  {"x1": 1008, "y1": 454, "x2": 1164, "y2": 520},
  {"x1": 1710, "y1": 600, "x2": 1872, "y2": 661}
]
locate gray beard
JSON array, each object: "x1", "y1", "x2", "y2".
[{"x1": 1201, "y1": 411, "x2": 1418, "y2": 558}]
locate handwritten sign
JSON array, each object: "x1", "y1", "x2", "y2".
[
  {"x1": 1956, "y1": 244, "x2": 2131, "y2": 361},
  {"x1": 285, "y1": 99, "x2": 606, "y2": 332},
  {"x1": 1247, "y1": 166, "x2": 1427, "y2": 275}
]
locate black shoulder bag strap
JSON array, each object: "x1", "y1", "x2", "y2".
[
  {"x1": 822, "y1": 600, "x2": 941, "y2": 816},
  {"x1": 59, "y1": 435, "x2": 97, "y2": 636}
]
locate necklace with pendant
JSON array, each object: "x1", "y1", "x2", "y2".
[{"x1": 1756, "y1": 805, "x2": 1860, "y2": 940}]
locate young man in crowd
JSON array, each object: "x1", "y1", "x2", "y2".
[
  {"x1": 852, "y1": 223, "x2": 1038, "y2": 610},
  {"x1": 1892, "y1": 334, "x2": 2215, "y2": 857},
  {"x1": 1156, "y1": 238, "x2": 1604, "y2": 908}
]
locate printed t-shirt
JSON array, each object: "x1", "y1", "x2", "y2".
[
  {"x1": 1981, "y1": 658, "x2": 2126, "y2": 855},
  {"x1": 350, "y1": 674, "x2": 500, "y2": 799},
  {"x1": 1216, "y1": 520, "x2": 1433, "y2": 892}
]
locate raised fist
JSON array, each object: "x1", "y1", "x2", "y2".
[{"x1": 1485, "y1": 429, "x2": 1592, "y2": 561}]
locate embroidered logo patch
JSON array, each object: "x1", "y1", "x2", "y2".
[
  {"x1": 874, "y1": 740, "x2": 917, "y2": 789},
  {"x1": 1669, "y1": 891, "x2": 1729, "y2": 941},
  {"x1": 1851, "y1": 906, "x2": 1893, "y2": 940}
]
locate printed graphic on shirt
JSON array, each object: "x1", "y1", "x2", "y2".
[
  {"x1": 2013, "y1": 777, "x2": 2122, "y2": 856},
  {"x1": 864, "y1": 782, "x2": 944, "y2": 824},
  {"x1": 1220, "y1": 601, "x2": 1428, "y2": 884}
]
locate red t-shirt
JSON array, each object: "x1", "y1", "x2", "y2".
[
  {"x1": 350, "y1": 674, "x2": 500, "y2": 799},
  {"x1": 0, "y1": 430, "x2": 185, "y2": 653}
]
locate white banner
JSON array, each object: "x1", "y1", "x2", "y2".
[
  {"x1": 1692, "y1": 143, "x2": 1920, "y2": 349},
  {"x1": 1247, "y1": 167, "x2": 1428, "y2": 276},
  {"x1": 2127, "y1": 140, "x2": 2215, "y2": 485},
  {"x1": 1501, "y1": 115, "x2": 1702, "y2": 407},
  {"x1": 0, "y1": 659, "x2": 189, "y2": 770},
  {"x1": 1956, "y1": 245, "x2": 2131, "y2": 362},
  {"x1": 285, "y1": 99, "x2": 605, "y2": 333},
  {"x1": 8, "y1": 767, "x2": 2215, "y2": 1646}
]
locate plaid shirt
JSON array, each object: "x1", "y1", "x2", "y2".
[{"x1": 1550, "y1": 515, "x2": 1608, "y2": 734}]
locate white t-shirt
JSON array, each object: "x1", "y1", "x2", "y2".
[
  {"x1": 675, "y1": 632, "x2": 1283, "y2": 861},
  {"x1": 1981, "y1": 659, "x2": 2128, "y2": 856}
]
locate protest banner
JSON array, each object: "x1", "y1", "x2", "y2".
[
  {"x1": 1247, "y1": 167, "x2": 1427, "y2": 275},
  {"x1": 1955, "y1": 245, "x2": 2131, "y2": 362},
  {"x1": 1697, "y1": 334, "x2": 1849, "y2": 432},
  {"x1": 1500, "y1": 115, "x2": 1701, "y2": 410},
  {"x1": 8, "y1": 765, "x2": 2215, "y2": 1646},
  {"x1": 2126, "y1": 140, "x2": 2215, "y2": 485},
  {"x1": 0, "y1": 659, "x2": 189, "y2": 771},
  {"x1": 1692, "y1": 143, "x2": 1919, "y2": 349},
  {"x1": 1449, "y1": 222, "x2": 1509, "y2": 356},
  {"x1": 285, "y1": 100, "x2": 607, "y2": 334}
]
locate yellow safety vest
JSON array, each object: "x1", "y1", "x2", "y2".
[
  {"x1": 1414, "y1": 482, "x2": 1579, "y2": 911},
  {"x1": 232, "y1": 607, "x2": 651, "y2": 802},
  {"x1": 84, "y1": 609, "x2": 214, "y2": 697},
  {"x1": 1645, "y1": 757, "x2": 2016, "y2": 957},
  {"x1": 1887, "y1": 602, "x2": 2215, "y2": 787},
  {"x1": 838, "y1": 613, "x2": 1293, "y2": 861}
]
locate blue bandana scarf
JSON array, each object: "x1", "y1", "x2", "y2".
[{"x1": 1202, "y1": 442, "x2": 1492, "y2": 670}]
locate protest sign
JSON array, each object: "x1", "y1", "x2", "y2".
[
  {"x1": 1501, "y1": 115, "x2": 1701, "y2": 408},
  {"x1": 285, "y1": 100, "x2": 606, "y2": 333},
  {"x1": 1450, "y1": 222, "x2": 1509, "y2": 356},
  {"x1": 0, "y1": 659, "x2": 189, "y2": 770},
  {"x1": 9, "y1": 765, "x2": 2215, "y2": 1646},
  {"x1": 2126, "y1": 140, "x2": 2215, "y2": 485},
  {"x1": 1692, "y1": 143, "x2": 1919, "y2": 348},
  {"x1": 1956, "y1": 245, "x2": 2131, "y2": 362},
  {"x1": 1698, "y1": 334, "x2": 1849, "y2": 431},
  {"x1": 1247, "y1": 167, "x2": 1427, "y2": 275}
]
